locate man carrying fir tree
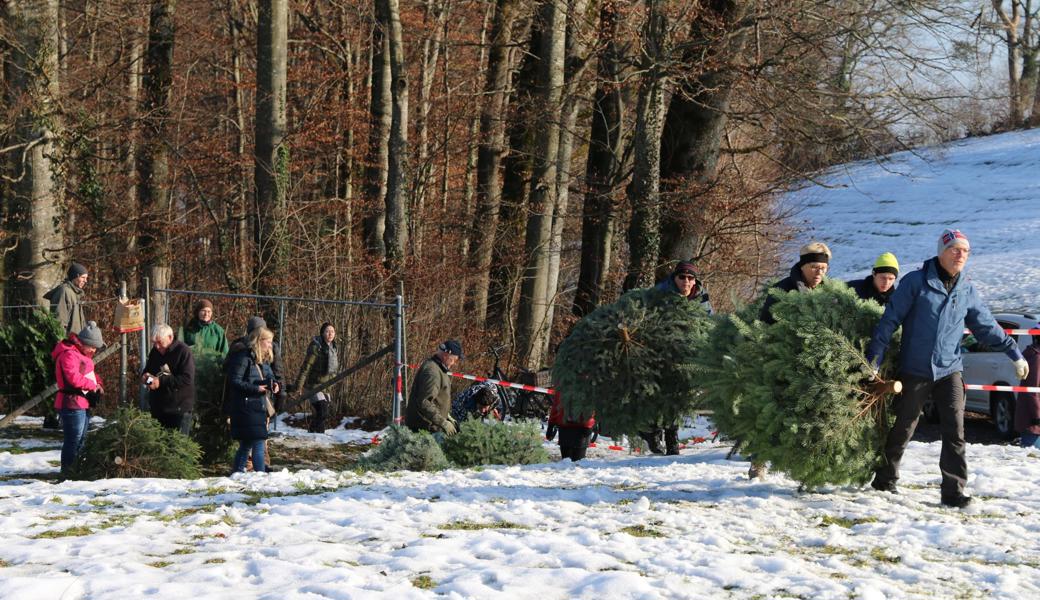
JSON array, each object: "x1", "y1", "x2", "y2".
[
  {"x1": 747, "y1": 241, "x2": 832, "y2": 478},
  {"x1": 866, "y1": 229, "x2": 1028, "y2": 508},
  {"x1": 846, "y1": 253, "x2": 900, "y2": 305},
  {"x1": 640, "y1": 261, "x2": 714, "y2": 455},
  {"x1": 406, "y1": 340, "x2": 464, "y2": 436}
]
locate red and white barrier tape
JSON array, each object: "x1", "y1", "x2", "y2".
[
  {"x1": 963, "y1": 328, "x2": 1040, "y2": 335},
  {"x1": 401, "y1": 362, "x2": 556, "y2": 395},
  {"x1": 964, "y1": 383, "x2": 1040, "y2": 393}
]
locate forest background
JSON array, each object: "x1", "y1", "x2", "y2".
[{"x1": 2, "y1": 0, "x2": 1036, "y2": 418}]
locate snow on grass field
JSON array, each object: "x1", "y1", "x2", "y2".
[{"x1": 3, "y1": 130, "x2": 1040, "y2": 599}]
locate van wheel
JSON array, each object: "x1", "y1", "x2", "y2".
[{"x1": 991, "y1": 393, "x2": 1016, "y2": 440}]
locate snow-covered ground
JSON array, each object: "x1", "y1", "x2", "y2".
[
  {"x1": 1, "y1": 414, "x2": 1039, "y2": 599},
  {"x1": 3, "y1": 130, "x2": 1040, "y2": 599},
  {"x1": 785, "y1": 128, "x2": 1040, "y2": 312}
]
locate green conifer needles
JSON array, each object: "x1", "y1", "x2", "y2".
[
  {"x1": 693, "y1": 279, "x2": 901, "y2": 488},
  {"x1": 553, "y1": 288, "x2": 715, "y2": 442}
]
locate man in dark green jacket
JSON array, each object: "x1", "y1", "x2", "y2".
[{"x1": 405, "y1": 340, "x2": 463, "y2": 435}]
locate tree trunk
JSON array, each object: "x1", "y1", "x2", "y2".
[
  {"x1": 136, "y1": 0, "x2": 176, "y2": 306},
  {"x1": 573, "y1": 0, "x2": 626, "y2": 316},
  {"x1": 412, "y1": 0, "x2": 447, "y2": 259},
  {"x1": 227, "y1": 0, "x2": 250, "y2": 286},
  {"x1": 623, "y1": 0, "x2": 668, "y2": 291},
  {"x1": 363, "y1": 20, "x2": 391, "y2": 259},
  {"x1": 254, "y1": 0, "x2": 289, "y2": 324},
  {"x1": 469, "y1": 0, "x2": 521, "y2": 323},
  {"x1": 657, "y1": 0, "x2": 749, "y2": 263},
  {"x1": 378, "y1": 0, "x2": 410, "y2": 274},
  {"x1": 516, "y1": 0, "x2": 566, "y2": 369},
  {"x1": 2, "y1": 0, "x2": 65, "y2": 308},
  {"x1": 544, "y1": 0, "x2": 592, "y2": 334}
]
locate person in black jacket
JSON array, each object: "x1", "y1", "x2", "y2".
[
  {"x1": 142, "y1": 323, "x2": 196, "y2": 435},
  {"x1": 226, "y1": 326, "x2": 279, "y2": 474},
  {"x1": 846, "y1": 252, "x2": 899, "y2": 306},
  {"x1": 759, "y1": 241, "x2": 832, "y2": 325}
]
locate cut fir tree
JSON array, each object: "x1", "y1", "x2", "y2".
[
  {"x1": 693, "y1": 279, "x2": 902, "y2": 489},
  {"x1": 552, "y1": 287, "x2": 715, "y2": 445}
]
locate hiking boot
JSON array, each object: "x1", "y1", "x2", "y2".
[
  {"x1": 870, "y1": 478, "x2": 898, "y2": 494},
  {"x1": 640, "y1": 431, "x2": 664, "y2": 455},
  {"x1": 747, "y1": 462, "x2": 768, "y2": 479},
  {"x1": 940, "y1": 493, "x2": 972, "y2": 508},
  {"x1": 664, "y1": 428, "x2": 680, "y2": 456}
]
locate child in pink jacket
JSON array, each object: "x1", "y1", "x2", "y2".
[{"x1": 53, "y1": 321, "x2": 104, "y2": 474}]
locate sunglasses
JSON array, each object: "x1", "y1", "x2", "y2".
[{"x1": 676, "y1": 274, "x2": 697, "y2": 281}]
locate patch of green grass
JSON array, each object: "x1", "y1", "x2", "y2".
[
  {"x1": 438, "y1": 520, "x2": 529, "y2": 531},
  {"x1": 203, "y1": 558, "x2": 226, "y2": 564},
  {"x1": 870, "y1": 547, "x2": 901, "y2": 564},
  {"x1": 155, "y1": 504, "x2": 219, "y2": 521},
  {"x1": 88, "y1": 499, "x2": 115, "y2": 508},
  {"x1": 819, "y1": 545, "x2": 856, "y2": 557},
  {"x1": 46, "y1": 460, "x2": 60, "y2": 467},
  {"x1": 411, "y1": 575, "x2": 437, "y2": 589},
  {"x1": 48, "y1": 496, "x2": 63, "y2": 504},
  {"x1": 819, "y1": 515, "x2": 879, "y2": 528},
  {"x1": 611, "y1": 483, "x2": 646, "y2": 492},
  {"x1": 148, "y1": 561, "x2": 172, "y2": 568},
  {"x1": 32, "y1": 525, "x2": 93, "y2": 539},
  {"x1": 171, "y1": 548, "x2": 194, "y2": 555},
  {"x1": 619, "y1": 525, "x2": 664, "y2": 538},
  {"x1": 41, "y1": 515, "x2": 69, "y2": 521},
  {"x1": 200, "y1": 486, "x2": 229, "y2": 497},
  {"x1": 0, "y1": 444, "x2": 60, "y2": 454},
  {"x1": 97, "y1": 514, "x2": 138, "y2": 529},
  {"x1": 0, "y1": 559, "x2": 11, "y2": 568}
]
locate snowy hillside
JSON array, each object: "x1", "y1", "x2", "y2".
[{"x1": 785, "y1": 129, "x2": 1040, "y2": 312}]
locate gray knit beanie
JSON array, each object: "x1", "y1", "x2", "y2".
[
  {"x1": 67, "y1": 263, "x2": 88, "y2": 280},
  {"x1": 246, "y1": 315, "x2": 267, "y2": 334},
  {"x1": 77, "y1": 321, "x2": 105, "y2": 348}
]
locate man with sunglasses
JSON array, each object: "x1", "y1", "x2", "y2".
[
  {"x1": 640, "y1": 261, "x2": 713, "y2": 455},
  {"x1": 866, "y1": 229, "x2": 1028, "y2": 508}
]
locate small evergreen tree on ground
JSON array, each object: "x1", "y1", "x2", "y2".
[
  {"x1": 68, "y1": 406, "x2": 202, "y2": 479},
  {"x1": 692, "y1": 279, "x2": 902, "y2": 488},
  {"x1": 552, "y1": 287, "x2": 715, "y2": 443},
  {"x1": 359, "y1": 425, "x2": 450, "y2": 472},
  {"x1": 191, "y1": 349, "x2": 234, "y2": 464},
  {"x1": 442, "y1": 419, "x2": 549, "y2": 467}
]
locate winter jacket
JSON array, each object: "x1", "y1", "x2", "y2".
[
  {"x1": 653, "y1": 278, "x2": 714, "y2": 315},
  {"x1": 548, "y1": 393, "x2": 595, "y2": 430},
  {"x1": 1016, "y1": 343, "x2": 1040, "y2": 435},
  {"x1": 44, "y1": 280, "x2": 86, "y2": 335},
  {"x1": 226, "y1": 348, "x2": 275, "y2": 441},
  {"x1": 52, "y1": 337, "x2": 102, "y2": 410},
  {"x1": 759, "y1": 263, "x2": 816, "y2": 325},
  {"x1": 225, "y1": 336, "x2": 286, "y2": 409},
  {"x1": 294, "y1": 336, "x2": 339, "y2": 394},
  {"x1": 866, "y1": 257, "x2": 1022, "y2": 381},
  {"x1": 405, "y1": 356, "x2": 453, "y2": 433},
  {"x1": 178, "y1": 319, "x2": 229, "y2": 357},
  {"x1": 143, "y1": 340, "x2": 196, "y2": 416},
  {"x1": 846, "y1": 275, "x2": 896, "y2": 305}
]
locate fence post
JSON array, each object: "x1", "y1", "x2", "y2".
[
  {"x1": 398, "y1": 280, "x2": 408, "y2": 409},
  {"x1": 275, "y1": 300, "x2": 286, "y2": 431},
  {"x1": 139, "y1": 276, "x2": 150, "y2": 411},
  {"x1": 119, "y1": 281, "x2": 128, "y2": 405},
  {"x1": 393, "y1": 293, "x2": 404, "y2": 424}
]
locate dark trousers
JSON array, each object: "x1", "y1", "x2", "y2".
[
  {"x1": 559, "y1": 427, "x2": 592, "y2": 461},
  {"x1": 310, "y1": 400, "x2": 329, "y2": 433},
  {"x1": 155, "y1": 412, "x2": 193, "y2": 436},
  {"x1": 874, "y1": 372, "x2": 966, "y2": 495}
]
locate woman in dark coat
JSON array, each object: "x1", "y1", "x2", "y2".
[
  {"x1": 293, "y1": 322, "x2": 339, "y2": 432},
  {"x1": 227, "y1": 326, "x2": 279, "y2": 473}
]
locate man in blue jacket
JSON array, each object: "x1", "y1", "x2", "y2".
[{"x1": 866, "y1": 229, "x2": 1028, "y2": 508}]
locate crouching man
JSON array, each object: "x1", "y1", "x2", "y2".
[{"x1": 405, "y1": 340, "x2": 464, "y2": 436}]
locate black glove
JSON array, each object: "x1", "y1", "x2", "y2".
[{"x1": 545, "y1": 424, "x2": 558, "y2": 441}]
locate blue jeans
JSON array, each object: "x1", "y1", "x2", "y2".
[
  {"x1": 1022, "y1": 432, "x2": 1040, "y2": 448},
  {"x1": 60, "y1": 408, "x2": 88, "y2": 474},
  {"x1": 232, "y1": 439, "x2": 266, "y2": 473}
]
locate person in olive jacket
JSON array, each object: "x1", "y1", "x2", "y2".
[
  {"x1": 1016, "y1": 333, "x2": 1040, "y2": 448},
  {"x1": 142, "y1": 323, "x2": 196, "y2": 435},
  {"x1": 227, "y1": 326, "x2": 279, "y2": 473},
  {"x1": 293, "y1": 322, "x2": 339, "y2": 432},
  {"x1": 405, "y1": 340, "x2": 463, "y2": 435}
]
